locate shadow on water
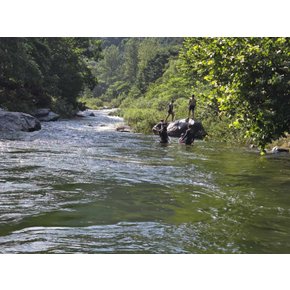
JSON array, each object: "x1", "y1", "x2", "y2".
[{"x1": 1, "y1": 109, "x2": 290, "y2": 253}]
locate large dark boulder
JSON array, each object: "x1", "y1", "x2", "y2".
[
  {"x1": 33, "y1": 108, "x2": 60, "y2": 122},
  {"x1": 0, "y1": 110, "x2": 41, "y2": 132},
  {"x1": 153, "y1": 119, "x2": 207, "y2": 139}
]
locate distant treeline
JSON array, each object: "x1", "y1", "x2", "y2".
[{"x1": 85, "y1": 37, "x2": 183, "y2": 107}]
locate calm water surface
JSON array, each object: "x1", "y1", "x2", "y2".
[{"x1": 0, "y1": 110, "x2": 290, "y2": 253}]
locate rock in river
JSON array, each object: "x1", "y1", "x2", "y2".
[
  {"x1": 152, "y1": 118, "x2": 207, "y2": 139},
  {"x1": 33, "y1": 108, "x2": 60, "y2": 122},
  {"x1": 116, "y1": 125, "x2": 132, "y2": 133},
  {"x1": 271, "y1": 146, "x2": 289, "y2": 153},
  {"x1": 0, "y1": 110, "x2": 41, "y2": 132}
]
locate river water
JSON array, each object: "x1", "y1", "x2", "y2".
[{"x1": 0, "y1": 109, "x2": 290, "y2": 253}]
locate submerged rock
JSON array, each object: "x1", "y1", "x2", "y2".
[
  {"x1": 33, "y1": 108, "x2": 59, "y2": 122},
  {"x1": 271, "y1": 146, "x2": 289, "y2": 153},
  {"x1": 116, "y1": 125, "x2": 132, "y2": 133},
  {"x1": 76, "y1": 110, "x2": 96, "y2": 117},
  {"x1": 76, "y1": 111, "x2": 86, "y2": 117},
  {"x1": 153, "y1": 119, "x2": 207, "y2": 139},
  {"x1": 0, "y1": 110, "x2": 41, "y2": 132}
]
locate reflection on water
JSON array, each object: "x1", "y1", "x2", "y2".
[{"x1": 0, "y1": 109, "x2": 290, "y2": 253}]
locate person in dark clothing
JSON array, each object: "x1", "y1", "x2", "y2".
[
  {"x1": 152, "y1": 119, "x2": 164, "y2": 134},
  {"x1": 188, "y1": 94, "x2": 196, "y2": 120},
  {"x1": 165, "y1": 100, "x2": 175, "y2": 122},
  {"x1": 158, "y1": 121, "x2": 169, "y2": 143},
  {"x1": 179, "y1": 124, "x2": 195, "y2": 145}
]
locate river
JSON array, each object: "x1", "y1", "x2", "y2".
[{"x1": 0, "y1": 109, "x2": 290, "y2": 253}]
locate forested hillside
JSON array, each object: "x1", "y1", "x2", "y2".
[{"x1": 80, "y1": 37, "x2": 183, "y2": 108}]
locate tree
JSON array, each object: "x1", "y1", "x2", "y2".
[
  {"x1": 0, "y1": 38, "x2": 50, "y2": 111},
  {"x1": 0, "y1": 37, "x2": 102, "y2": 115},
  {"x1": 89, "y1": 38, "x2": 183, "y2": 105},
  {"x1": 123, "y1": 38, "x2": 139, "y2": 84},
  {"x1": 94, "y1": 45, "x2": 123, "y2": 85},
  {"x1": 137, "y1": 50, "x2": 173, "y2": 93},
  {"x1": 179, "y1": 37, "x2": 290, "y2": 151}
]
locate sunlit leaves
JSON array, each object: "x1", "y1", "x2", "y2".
[{"x1": 179, "y1": 37, "x2": 290, "y2": 150}]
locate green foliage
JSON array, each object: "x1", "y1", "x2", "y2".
[
  {"x1": 51, "y1": 97, "x2": 76, "y2": 117},
  {"x1": 93, "y1": 44, "x2": 123, "y2": 84},
  {"x1": 121, "y1": 108, "x2": 164, "y2": 134},
  {"x1": 0, "y1": 38, "x2": 49, "y2": 111},
  {"x1": 179, "y1": 37, "x2": 290, "y2": 150},
  {"x1": 91, "y1": 38, "x2": 183, "y2": 106},
  {"x1": 120, "y1": 58, "x2": 190, "y2": 132},
  {"x1": 123, "y1": 38, "x2": 139, "y2": 84},
  {"x1": 47, "y1": 38, "x2": 101, "y2": 108},
  {"x1": 137, "y1": 50, "x2": 172, "y2": 93},
  {"x1": 78, "y1": 95, "x2": 103, "y2": 110},
  {"x1": 117, "y1": 37, "x2": 289, "y2": 151},
  {"x1": 5, "y1": 36, "x2": 286, "y2": 152},
  {"x1": 0, "y1": 37, "x2": 102, "y2": 116}
]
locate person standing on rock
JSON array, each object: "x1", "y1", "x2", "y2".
[
  {"x1": 188, "y1": 94, "x2": 196, "y2": 120},
  {"x1": 165, "y1": 100, "x2": 175, "y2": 122}
]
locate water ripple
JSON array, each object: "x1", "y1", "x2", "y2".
[{"x1": 1, "y1": 109, "x2": 290, "y2": 253}]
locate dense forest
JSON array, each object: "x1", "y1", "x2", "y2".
[
  {"x1": 0, "y1": 37, "x2": 289, "y2": 151},
  {"x1": 0, "y1": 38, "x2": 102, "y2": 116},
  {"x1": 80, "y1": 37, "x2": 183, "y2": 108}
]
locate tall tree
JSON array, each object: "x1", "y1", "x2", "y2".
[
  {"x1": 0, "y1": 38, "x2": 50, "y2": 110},
  {"x1": 123, "y1": 38, "x2": 139, "y2": 84}
]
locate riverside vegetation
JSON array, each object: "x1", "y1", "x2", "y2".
[
  {"x1": 1, "y1": 37, "x2": 289, "y2": 152},
  {"x1": 0, "y1": 38, "x2": 102, "y2": 116}
]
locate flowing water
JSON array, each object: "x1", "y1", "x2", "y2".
[{"x1": 0, "y1": 110, "x2": 290, "y2": 253}]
